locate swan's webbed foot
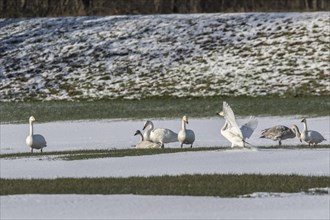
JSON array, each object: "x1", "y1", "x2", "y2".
[
  {"x1": 181, "y1": 144, "x2": 183, "y2": 148},
  {"x1": 279, "y1": 140, "x2": 282, "y2": 146}
]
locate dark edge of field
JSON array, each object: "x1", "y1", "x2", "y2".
[{"x1": 1, "y1": 96, "x2": 330, "y2": 123}]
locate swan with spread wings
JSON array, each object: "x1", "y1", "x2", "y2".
[{"x1": 217, "y1": 101, "x2": 258, "y2": 148}]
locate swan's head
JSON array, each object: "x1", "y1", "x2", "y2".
[
  {"x1": 217, "y1": 111, "x2": 225, "y2": 117},
  {"x1": 182, "y1": 115, "x2": 189, "y2": 124},
  {"x1": 29, "y1": 116, "x2": 36, "y2": 123},
  {"x1": 143, "y1": 120, "x2": 151, "y2": 130},
  {"x1": 301, "y1": 118, "x2": 306, "y2": 123},
  {"x1": 134, "y1": 130, "x2": 142, "y2": 136}
]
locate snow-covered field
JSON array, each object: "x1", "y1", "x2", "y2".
[
  {"x1": 1, "y1": 116, "x2": 329, "y2": 219},
  {"x1": 1, "y1": 146, "x2": 329, "y2": 219},
  {"x1": 1, "y1": 193, "x2": 329, "y2": 219},
  {"x1": 1, "y1": 116, "x2": 329, "y2": 153},
  {"x1": 1, "y1": 12, "x2": 329, "y2": 101},
  {"x1": 1, "y1": 148, "x2": 329, "y2": 179}
]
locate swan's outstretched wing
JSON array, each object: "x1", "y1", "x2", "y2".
[
  {"x1": 222, "y1": 102, "x2": 240, "y2": 128},
  {"x1": 222, "y1": 101, "x2": 242, "y2": 138},
  {"x1": 240, "y1": 116, "x2": 258, "y2": 140}
]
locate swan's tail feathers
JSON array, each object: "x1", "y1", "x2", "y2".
[{"x1": 241, "y1": 116, "x2": 258, "y2": 139}]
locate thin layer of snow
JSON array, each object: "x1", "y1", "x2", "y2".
[
  {"x1": 1, "y1": 12, "x2": 329, "y2": 101},
  {"x1": 1, "y1": 194, "x2": 329, "y2": 219},
  {"x1": 1, "y1": 119, "x2": 329, "y2": 220},
  {"x1": 1, "y1": 148, "x2": 329, "y2": 179},
  {"x1": 1, "y1": 116, "x2": 329, "y2": 153}
]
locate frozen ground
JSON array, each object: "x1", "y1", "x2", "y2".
[
  {"x1": 1, "y1": 12, "x2": 329, "y2": 101},
  {"x1": 1, "y1": 146, "x2": 329, "y2": 219},
  {"x1": 1, "y1": 148, "x2": 329, "y2": 179},
  {"x1": 1, "y1": 193, "x2": 329, "y2": 220},
  {"x1": 1, "y1": 116, "x2": 329, "y2": 219},
  {"x1": 1, "y1": 116, "x2": 329, "y2": 153}
]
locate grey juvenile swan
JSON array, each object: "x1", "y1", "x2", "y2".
[
  {"x1": 134, "y1": 130, "x2": 161, "y2": 149},
  {"x1": 260, "y1": 125, "x2": 296, "y2": 145},
  {"x1": 26, "y1": 116, "x2": 47, "y2": 153}
]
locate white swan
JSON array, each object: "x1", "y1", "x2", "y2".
[
  {"x1": 217, "y1": 101, "x2": 258, "y2": 148},
  {"x1": 25, "y1": 116, "x2": 47, "y2": 153},
  {"x1": 299, "y1": 118, "x2": 326, "y2": 146},
  {"x1": 142, "y1": 120, "x2": 178, "y2": 148},
  {"x1": 260, "y1": 125, "x2": 296, "y2": 145},
  {"x1": 178, "y1": 115, "x2": 195, "y2": 148},
  {"x1": 133, "y1": 130, "x2": 161, "y2": 149}
]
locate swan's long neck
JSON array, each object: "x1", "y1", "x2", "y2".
[
  {"x1": 139, "y1": 132, "x2": 144, "y2": 142},
  {"x1": 149, "y1": 121, "x2": 154, "y2": 130},
  {"x1": 292, "y1": 125, "x2": 301, "y2": 138},
  {"x1": 143, "y1": 121, "x2": 154, "y2": 140},
  {"x1": 302, "y1": 121, "x2": 308, "y2": 133},
  {"x1": 181, "y1": 120, "x2": 186, "y2": 131},
  {"x1": 29, "y1": 120, "x2": 34, "y2": 136}
]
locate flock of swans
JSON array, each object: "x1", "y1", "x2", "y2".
[{"x1": 26, "y1": 101, "x2": 326, "y2": 153}]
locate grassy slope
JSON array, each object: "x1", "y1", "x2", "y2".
[
  {"x1": 1, "y1": 174, "x2": 329, "y2": 196},
  {"x1": 1, "y1": 96, "x2": 330, "y2": 123}
]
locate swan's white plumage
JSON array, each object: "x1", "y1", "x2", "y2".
[
  {"x1": 300, "y1": 118, "x2": 326, "y2": 146},
  {"x1": 260, "y1": 125, "x2": 296, "y2": 145},
  {"x1": 143, "y1": 120, "x2": 178, "y2": 148},
  {"x1": 25, "y1": 116, "x2": 47, "y2": 153},
  {"x1": 178, "y1": 115, "x2": 195, "y2": 148},
  {"x1": 218, "y1": 102, "x2": 258, "y2": 148},
  {"x1": 134, "y1": 130, "x2": 161, "y2": 149},
  {"x1": 222, "y1": 101, "x2": 242, "y2": 138}
]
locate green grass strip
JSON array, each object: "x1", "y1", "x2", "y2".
[
  {"x1": 2, "y1": 145, "x2": 330, "y2": 161},
  {"x1": 1, "y1": 96, "x2": 330, "y2": 123},
  {"x1": 1, "y1": 145, "x2": 329, "y2": 160},
  {"x1": 0, "y1": 147, "x2": 225, "y2": 160},
  {"x1": 1, "y1": 174, "x2": 329, "y2": 197}
]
